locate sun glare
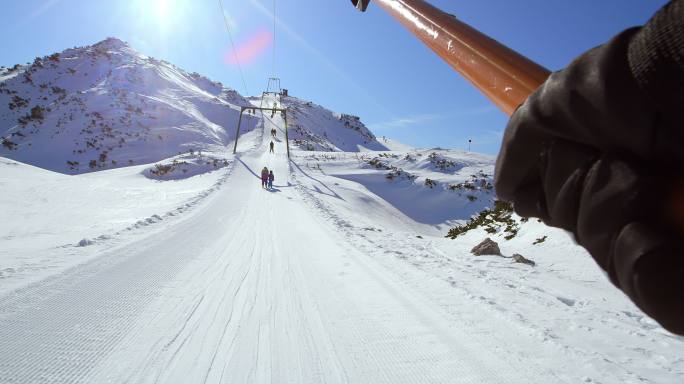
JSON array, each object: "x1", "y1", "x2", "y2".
[
  {"x1": 135, "y1": 0, "x2": 182, "y2": 32},
  {"x1": 153, "y1": 0, "x2": 170, "y2": 23}
]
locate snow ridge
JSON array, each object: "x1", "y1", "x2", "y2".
[{"x1": 271, "y1": 95, "x2": 391, "y2": 152}]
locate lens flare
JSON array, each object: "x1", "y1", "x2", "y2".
[{"x1": 224, "y1": 28, "x2": 272, "y2": 66}]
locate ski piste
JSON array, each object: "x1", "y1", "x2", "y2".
[
  {"x1": 1, "y1": 96, "x2": 683, "y2": 382},
  {"x1": 0, "y1": 109, "x2": 531, "y2": 383}
]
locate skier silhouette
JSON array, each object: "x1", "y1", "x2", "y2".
[
  {"x1": 268, "y1": 170, "x2": 274, "y2": 189},
  {"x1": 269, "y1": 141, "x2": 275, "y2": 154},
  {"x1": 261, "y1": 167, "x2": 269, "y2": 188}
]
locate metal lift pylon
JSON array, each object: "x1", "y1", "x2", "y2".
[
  {"x1": 261, "y1": 77, "x2": 283, "y2": 109},
  {"x1": 233, "y1": 105, "x2": 290, "y2": 158}
]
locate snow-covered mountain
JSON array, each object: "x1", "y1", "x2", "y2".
[
  {"x1": 279, "y1": 95, "x2": 391, "y2": 152},
  {"x1": 0, "y1": 37, "x2": 258, "y2": 174}
]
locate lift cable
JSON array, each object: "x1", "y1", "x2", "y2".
[
  {"x1": 217, "y1": 0, "x2": 250, "y2": 96},
  {"x1": 272, "y1": 0, "x2": 277, "y2": 78}
]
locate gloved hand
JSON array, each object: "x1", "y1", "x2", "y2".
[{"x1": 494, "y1": 0, "x2": 684, "y2": 334}]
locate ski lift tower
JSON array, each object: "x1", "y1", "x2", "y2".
[
  {"x1": 233, "y1": 105, "x2": 291, "y2": 158},
  {"x1": 261, "y1": 77, "x2": 283, "y2": 108},
  {"x1": 235, "y1": 77, "x2": 290, "y2": 157},
  {"x1": 266, "y1": 77, "x2": 281, "y2": 95}
]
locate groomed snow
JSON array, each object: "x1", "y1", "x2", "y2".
[
  {"x1": 0, "y1": 42, "x2": 682, "y2": 384},
  {"x1": 0, "y1": 114, "x2": 682, "y2": 383}
]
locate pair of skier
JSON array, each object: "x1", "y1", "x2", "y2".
[
  {"x1": 271, "y1": 128, "x2": 277, "y2": 138},
  {"x1": 260, "y1": 167, "x2": 274, "y2": 189}
]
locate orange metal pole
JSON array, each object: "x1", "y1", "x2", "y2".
[{"x1": 357, "y1": 0, "x2": 551, "y2": 115}]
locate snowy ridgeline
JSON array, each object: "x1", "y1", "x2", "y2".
[
  {"x1": 278, "y1": 96, "x2": 392, "y2": 152},
  {"x1": 0, "y1": 37, "x2": 259, "y2": 174}
]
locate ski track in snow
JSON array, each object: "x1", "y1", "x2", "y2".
[
  {"x1": 289, "y1": 157, "x2": 684, "y2": 383},
  {"x1": 0, "y1": 97, "x2": 682, "y2": 383}
]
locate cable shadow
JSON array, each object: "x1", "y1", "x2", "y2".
[
  {"x1": 273, "y1": 181, "x2": 294, "y2": 188},
  {"x1": 237, "y1": 157, "x2": 261, "y2": 180},
  {"x1": 237, "y1": 157, "x2": 294, "y2": 189},
  {"x1": 289, "y1": 159, "x2": 344, "y2": 201}
]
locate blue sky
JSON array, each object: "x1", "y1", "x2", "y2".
[{"x1": 0, "y1": 0, "x2": 669, "y2": 154}]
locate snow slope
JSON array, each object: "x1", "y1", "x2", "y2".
[
  {"x1": 0, "y1": 38, "x2": 258, "y2": 174},
  {"x1": 260, "y1": 94, "x2": 392, "y2": 152},
  {"x1": 0, "y1": 113, "x2": 682, "y2": 383},
  {"x1": 0, "y1": 128, "x2": 261, "y2": 294},
  {"x1": 293, "y1": 149, "x2": 496, "y2": 233}
]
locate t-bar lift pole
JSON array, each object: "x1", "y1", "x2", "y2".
[
  {"x1": 350, "y1": 0, "x2": 550, "y2": 115},
  {"x1": 233, "y1": 106, "x2": 290, "y2": 158}
]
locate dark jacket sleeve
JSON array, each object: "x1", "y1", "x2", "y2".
[{"x1": 494, "y1": 0, "x2": 684, "y2": 334}]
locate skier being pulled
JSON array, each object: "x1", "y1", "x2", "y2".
[
  {"x1": 261, "y1": 167, "x2": 269, "y2": 189},
  {"x1": 269, "y1": 141, "x2": 275, "y2": 154},
  {"x1": 268, "y1": 170, "x2": 274, "y2": 189}
]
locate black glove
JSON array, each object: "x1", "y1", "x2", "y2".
[{"x1": 494, "y1": 0, "x2": 684, "y2": 334}]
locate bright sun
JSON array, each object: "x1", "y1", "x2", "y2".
[
  {"x1": 136, "y1": 0, "x2": 180, "y2": 31},
  {"x1": 153, "y1": 0, "x2": 170, "y2": 23}
]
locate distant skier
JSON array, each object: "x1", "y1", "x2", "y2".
[
  {"x1": 261, "y1": 167, "x2": 269, "y2": 188},
  {"x1": 268, "y1": 170, "x2": 274, "y2": 189},
  {"x1": 269, "y1": 141, "x2": 275, "y2": 154}
]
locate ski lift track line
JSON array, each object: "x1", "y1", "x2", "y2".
[{"x1": 218, "y1": 0, "x2": 250, "y2": 96}]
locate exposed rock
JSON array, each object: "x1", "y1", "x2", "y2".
[
  {"x1": 512, "y1": 253, "x2": 535, "y2": 266},
  {"x1": 471, "y1": 237, "x2": 501, "y2": 256},
  {"x1": 77, "y1": 238, "x2": 93, "y2": 247}
]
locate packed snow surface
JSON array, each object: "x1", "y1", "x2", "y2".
[
  {"x1": 1, "y1": 112, "x2": 682, "y2": 383},
  {"x1": 0, "y1": 43, "x2": 683, "y2": 384}
]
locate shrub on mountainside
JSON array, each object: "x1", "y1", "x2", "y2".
[
  {"x1": 368, "y1": 158, "x2": 391, "y2": 170},
  {"x1": 447, "y1": 171, "x2": 493, "y2": 193},
  {"x1": 66, "y1": 160, "x2": 80, "y2": 170},
  {"x1": 151, "y1": 163, "x2": 175, "y2": 176},
  {"x1": 9, "y1": 95, "x2": 29, "y2": 110},
  {"x1": 30, "y1": 105, "x2": 45, "y2": 121},
  {"x1": 2, "y1": 138, "x2": 18, "y2": 150},
  {"x1": 386, "y1": 168, "x2": 416, "y2": 182},
  {"x1": 428, "y1": 152, "x2": 456, "y2": 171},
  {"x1": 446, "y1": 200, "x2": 519, "y2": 240}
]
